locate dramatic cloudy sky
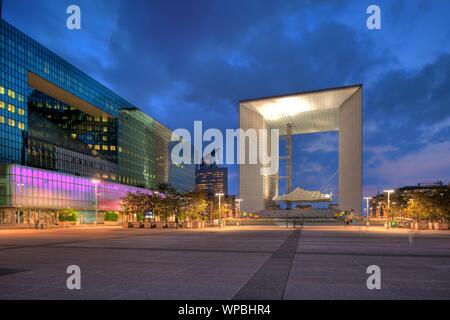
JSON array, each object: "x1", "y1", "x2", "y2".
[{"x1": 3, "y1": 0, "x2": 450, "y2": 198}]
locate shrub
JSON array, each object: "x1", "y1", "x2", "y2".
[
  {"x1": 58, "y1": 209, "x2": 78, "y2": 222},
  {"x1": 104, "y1": 211, "x2": 119, "y2": 221},
  {"x1": 136, "y1": 213, "x2": 145, "y2": 222}
]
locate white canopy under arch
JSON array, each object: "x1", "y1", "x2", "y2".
[{"x1": 273, "y1": 187, "x2": 332, "y2": 203}]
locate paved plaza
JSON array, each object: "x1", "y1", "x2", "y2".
[{"x1": 0, "y1": 225, "x2": 449, "y2": 300}]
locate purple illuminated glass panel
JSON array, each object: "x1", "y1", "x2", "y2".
[{"x1": 9, "y1": 164, "x2": 156, "y2": 211}]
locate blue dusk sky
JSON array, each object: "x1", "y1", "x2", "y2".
[{"x1": 3, "y1": 0, "x2": 450, "y2": 198}]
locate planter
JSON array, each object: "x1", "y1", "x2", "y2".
[
  {"x1": 132, "y1": 222, "x2": 140, "y2": 228},
  {"x1": 192, "y1": 221, "x2": 205, "y2": 229},
  {"x1": 413, "y1": 222, "x2": 428, "y2": 230},
  {"x1": 428, "y1": 222, "x2": 434, "y2": 230},
  {"x1": 144, "y1": 222, "x2": 151, "y2": 229},
  {"x1": 104, "y1": 221, "x2": 119, "y2": 226},
  {"x1": 155, "y1": 222, "x2": 165, "y2": 228},
  {"x1": 167, "y1": 222, "x2": 177, "y2": 229},
  {"x1": 434, "y1": 222, "x2": 448, "y2": 230},
  {"x1": 58, "y1": 221, "x2": 71, "y2": 228}
]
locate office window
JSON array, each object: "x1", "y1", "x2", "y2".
[
  {"x1": 18, "y1": 95, "x2": 25, "y2": 102},
  {"x1": 8, "y1": 119, "x2": 15, "y2": 127},
  {"x1": 0, "y1": 101, "x2": 4, "y2": 109},
  {"x1": 110, "y1": 146, "x2": 116, "y2": 151},
  {"x1": 18, "y1": 108, "x2": 25, "y2": 116},
  {"x1": 0, "y1": 116, "x2": 4, "y2": 124},
  {"x1": 18, "y1": 122, "x2": 25, "y2": 130},
  {"x1": 0, "y1": 86, "x2": 4, "y2": 95},
  {"x1": 94, "y1": 145, "x2": 100, "y2": 150},
  {"x1": 8, "y1": 104, "x2": 15, "y2": 113},
  {"x1": 102, "y1": 145, "x2": 109, "y2": 151},
  {"x1": 8, "y1": 90, "x2": 15, "y2": 99}
]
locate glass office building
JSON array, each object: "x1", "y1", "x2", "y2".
[
  {"x1": 0, "y1": 15, "x2": 194, "y2": 225},
  {"x1": 170, "y1": 140, "x2": 196, "y2": 193}
]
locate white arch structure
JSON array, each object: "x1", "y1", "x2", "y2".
[{"x1": 239, "y1": 85, "x2": 362, "y2": 214}]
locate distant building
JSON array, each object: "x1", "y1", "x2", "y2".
[
  {"x1": 195, "y1": 162, "x2": 228, "y2": 197},
  {"x1": 370, "y1": 181, "x2": 449, "y2": 217},
  {"x1": 397, "y1": 181, "x2": 448, "y2": 193}
]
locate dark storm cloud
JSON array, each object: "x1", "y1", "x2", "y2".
[
  {"x1": 103, "y1": 0, "x2": 386, "y2": 114},
  {"x1": 364, "y1": 53, "x2": 450, "y2": 152}
]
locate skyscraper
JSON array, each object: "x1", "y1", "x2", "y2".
[{"x1": 195, "y1": 161, "x2": 228, "y2": 197}]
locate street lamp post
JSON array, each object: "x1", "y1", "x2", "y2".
[
  {"x1": 17, "y1": 183, "x2": 24, "y2": 224},
  {"x1": 384, "y1": 189, "x2": 395, "y2": 228},
  {"x1": 235, "y1": 198, "x2": 243, "y2": 219},
  {"x1": 215, "y1": 193, "x2": 224, "y2": 227},
  {"x1": 384, "y1": 189, "x2": 394, "y2": 210},
  {"x1": 363, "y1": 196, "x2": 372, "y2": 225},
  {"x1": 92, "y1": 179, "x2": 100, "y2": 226}
]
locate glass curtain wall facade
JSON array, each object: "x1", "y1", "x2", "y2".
[
  {"x1": 118, "y1": 108, "x2": 171, "y2": 188},
  {"x1": 0, "y1": 164, "x2": 154, "y2": 224},
  {"x1": 0, "y1": 17, "x2": 194, "y2": 224},
  {"x1": 170, "y1": 140, "x2": 196, "y2": 193}
]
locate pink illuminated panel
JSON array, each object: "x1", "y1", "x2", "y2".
[{"x1": 9, "y1": 165, "x2": 155, "y2": 211}]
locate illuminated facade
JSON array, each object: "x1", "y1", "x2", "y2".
[
  {"x1": 196, "y1": 163, "x2": 228, "y2": 197},
  {"x1": 0, "y1": 164, "x2": 154, "y2": 224},
  {"x1": 239, "y1": 85, "x2": 362, "y2": 214},
  {"x1": 0, "y1": 16, "x2": 194, "y2": 224}
]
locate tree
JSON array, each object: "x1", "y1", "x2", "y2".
[
  {"x1": 159, "y1": 193, "x2": 182, "y2": 223},
  {"x1": 58, "y1": 208, "x2": 78, "y2": 222},
  {"x1": 404, "y1": 190, "x2": 450, "y2": 222},
  {"x1": 104, "y1": 211, "x2": 119, "y2": 222},
  {"x1": 181, "y1": 191, "x2": 209, "y2": 222},
  {"x1": 121, "y1": 192, "x2": 152, "y2": 222}
]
